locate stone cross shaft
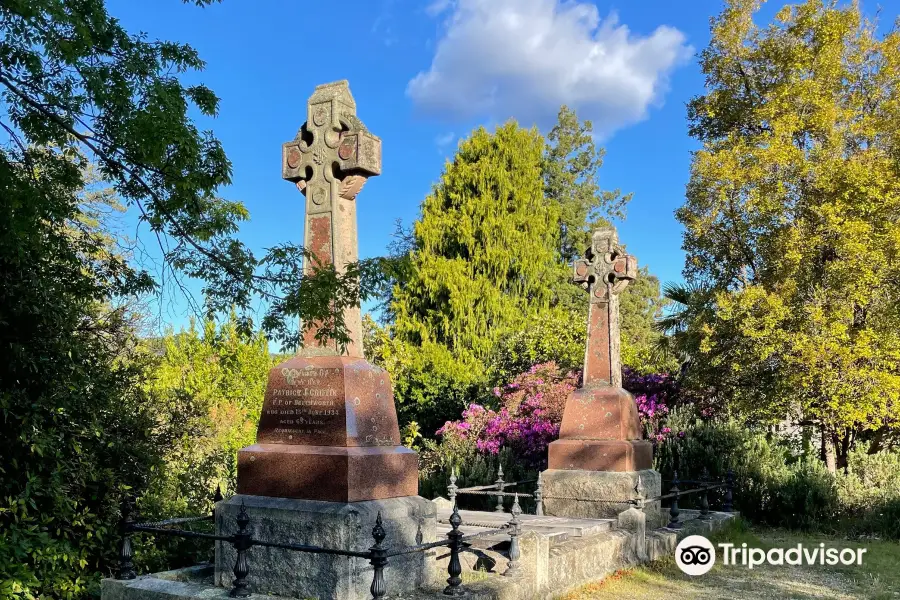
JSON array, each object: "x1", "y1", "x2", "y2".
[
  {"x1": 281, "y1": 81, "x2": 382, "y2": 358},
  {"x1": 573, "y1": 227, "x2": 638, "y2": 387}
]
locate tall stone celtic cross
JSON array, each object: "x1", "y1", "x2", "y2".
[
  {"x1": 281, "y1": 81, "x2": 382, "y2": 358},
  {"x1": 573, "y1": 227, "x2": 638, "y2": 387}
]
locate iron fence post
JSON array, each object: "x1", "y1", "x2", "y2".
[
  {"x1": 369, "y1": 512, "x2": 388, "y2": 599},
  {"x1": 724, "y1": 467, "x2": 734, "y2": 513},
  {"x1": 505, "y1": 494, "x2": 522, "y2": 577},
  {"x1": 667, "y1": 471, "x2": 682, "y2": 529},
  {"x1": 117, "y1": 496, "x2": 136, "y2": 580},
  {"x1": 230, "y1": 500, "x2": 252, "y2": 598},
  {"x1": 699, "y1": 467, "x2": 711, "y2": 520},
  {"x1": 444, "y1": 503, "x2": 465, "y2": 596},
  {"x1": 494, "y1": 464, "x2": 505, "y2": 513},
  {"x1": 534, "y1": 472, "x2": 544, "y2": 516}
]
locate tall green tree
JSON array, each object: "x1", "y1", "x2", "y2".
[
  {"x1": 0, "y1": 150, "x2": 161, "y2": 598},
  {"x1": 677, "y1": 0, "x2": 900, "y2": 470},
  {"x1": 543, "y1": 106, "x2": 632, "y2": 264},
  {"x1": 392, "y1": 122, "x2": 562, "y2": 360}
]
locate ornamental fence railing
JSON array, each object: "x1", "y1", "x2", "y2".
[
  {"x1": 448, "y1": 465, "x2": 737, "y2": 528},
  {"x1": 448, "y1": 464, "x2": 545, "y2": 515},
  {"x1": 115, "y1": 489, "x2": 525, "y2": 599}
]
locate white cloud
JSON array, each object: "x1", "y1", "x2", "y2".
[
  {"x1": 407, "y1": 0, "x2": 693, "y2": 136},
  {"x1": 434, "y1": 131, "x2": 456, "y2": 149}
]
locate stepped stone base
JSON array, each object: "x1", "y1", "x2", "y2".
[
  {"x1": 541, "y1": 469, "x2": 664, "y2": 528},
  {"x1": 103, "y1": 509, "x2": 736, "y2": 600},
  {"x1": 214, "y1": 494, "x2": 436, "y2": 600}
]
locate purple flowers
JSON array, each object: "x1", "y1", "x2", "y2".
[{"x1": 436, "y1": 362, "x2": 577, "y2": 467}]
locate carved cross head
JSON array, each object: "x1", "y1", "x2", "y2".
[
  {"x1": 281, "y1": 81, "x2": 382, "y2": 214},
  {"x1": 573, "y1": 227, "x2": 637, "y2": 303}
]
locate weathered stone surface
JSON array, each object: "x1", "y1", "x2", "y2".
[
  {"x1": 281, "y1": 81, "x2": 380, "y2": 359},
  {"x1": 548, "y1": 439, "x2": 653, "y2": 472},
  {"x1": 237, "y1": 444, "x2": 417, "y2": 502},
  {"x1": 103, "y1": 509, "x2": 739, "y2": 600},
  {"x1": 215, "y1": 495, "x2": 436, "y2": 600},
  {"x1": 255, "y1": 356, "x2": 400, "y2": 447},
  {"x1": 541, "y1": 469, "x2": 663, "y2": 527},
  {"x1": 240, "y1": 354, "x2": 417, "y2": 502},
  {"x1": 571, "y1": 228, "x2": 637, "y2": 388},
  {"x1": 616, "y1": 507, "x2": 647, "y2": 562},
  {"x1": 556, "y1": 386, "x2": 642, "y2": 441},
  {"x1": 550, "y1": 226, "x2": 653, "y2": 478}
]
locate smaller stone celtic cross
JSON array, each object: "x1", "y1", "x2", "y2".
[
  {"x1": 572, "y1": 227, "x2": 637, "y2": 387},
  {"x1": 281, "y1": 81, "x2": 381, "y2": 358}
]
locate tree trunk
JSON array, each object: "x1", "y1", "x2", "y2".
[
  {"x1": 835, "y1": 429, "x2": 851, "y2": 473},
  {"x1": 868, "y1": 427, "x2": 885, "y2": 455},
  {"x1": 822, "y1": 427, "x2": 837, "y2": 473}
]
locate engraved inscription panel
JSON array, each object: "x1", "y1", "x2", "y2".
[{"x1": 257, "y1": 365, "x2": 346, "y2": 446}]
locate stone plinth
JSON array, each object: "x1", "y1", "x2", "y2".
[
  {"x1": 548, "y1": 439, "x2": 653, "y2": 472},
  {"x1": 215, "y1": 495, "x2": 436, "y2": 600},
  {"x1": 541, "y1": 469, "x2": 663, "y2": 527},
  {"x1": 237, "y1": 445, "x2": 417, "y2": 502},
  {"x1": 237, "y1": 355, "x2": 417, "y2": 502}
]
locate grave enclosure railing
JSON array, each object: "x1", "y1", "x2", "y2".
[
  {"x1": 115, "y1": 488, "x2": 526, "y2": 599},
  {"x1": 448, "y1": 464, "x2": 545, "y2": 516},
  {"x1": 449, "y1": 465, "x2": 737, "y2": 527}
]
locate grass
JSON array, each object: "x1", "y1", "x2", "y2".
[{"x1": 559, "y1": 521, "x2": 900, "y2": 600}]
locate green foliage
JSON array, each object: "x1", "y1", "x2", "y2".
[
  {"x1": 619, "y1": 267, "x2": 672, "y2": 373},
  {"x1": 418, "y1": 447, "x2": 539, "y2": 513},
  {"x1": 543, "y1": 105, "x2": 631, "y2": 263},
  {"x1": 676, "y1": 0, "x2": 900, "y2": 465},
  {"x1": 657, "y1": 412, "x2": 900, "y2": 539},
  {"x1": 0, "y1": 151, "x2": 161, "y2": 598},
  {"x1": 135, "y1": 315, "x2": 272, "y2": 572},
  {"x1": 488, "y1": 307, "x2": 585, "y2": 385},
  {"x1": 392, "y1": 122, "x2": 561, "y2": 360},
  {"x1": 0, "y1": 0, "x2": 380, "y2": 355},
  {"x1": 374, "y1": 111, "x2": 663, "y2": 432},
  {"x1": 141, "y1": 315, "x2": 271, "y2": 514},
  {"x1": 369, "y1": 326, "x2": 483, "y2": 436}
]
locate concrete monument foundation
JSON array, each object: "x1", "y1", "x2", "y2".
[
  {"x1": 214, "y1": 495, "x2": 436, "y2": 600},
  {"x1": 541, "y1": 469, "x2": 664, "y2": 529}
]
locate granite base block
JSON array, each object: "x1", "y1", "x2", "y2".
[
  {"x1": 547, "y1": 438, "x2": 653, "y2": 471},
  {"x1": 541, "y1": 469, "x2": 664, "y2": 528},
  {"x1": 237, "y1": 444, "x2": 418, "y2": 502},
  {"x1": 215, "y1": 494, "x2": 436, "y2": 600}
]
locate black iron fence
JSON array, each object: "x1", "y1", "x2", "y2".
[
  {"x1": 448, "y1": 465, "x2": 545, "y2": 516},
  {"x1": 657, "y1": 468, "x2": 736, "y2": 529},
  {"x1": 449, "y1": 465, "x2": 737, "y2": 528},
  {"x1": 116, "y1": 490, "x2": 525, "y2": 599}
]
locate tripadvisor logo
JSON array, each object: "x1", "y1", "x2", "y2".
[{"x1": 676, "y1": 535, "x2": 868, "y2": 576}]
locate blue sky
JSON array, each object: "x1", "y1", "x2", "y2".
[{"x1": 105, "y1": 0, "x2": 875, "y2": 332}]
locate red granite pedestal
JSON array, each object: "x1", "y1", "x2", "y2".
[
  {"x1": 548, "y1": 386, "x2": 653, "y2": 472},
  {"x1": 236, "y1": 355, "x2": 418, "y2": 502},
  {"x1": 543, "y1": 385, "x2": 660, "y2": 524}
]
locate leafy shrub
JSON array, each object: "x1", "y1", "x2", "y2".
[
  {"x1": 655, "y1": 413, "x2": 900, "y2": 538},
  {"x1": 488, "y1": 308, "x2": 585, "y2": 385},
  {"x1": 433, "y1": 363, "x2": 576, "y2": 469},
  {"x1": 369, "y1": 330, "x2": 485, "y2": 437},
  {"x1": 134, "y1": 316, "x2": 272, "y2": 573}
]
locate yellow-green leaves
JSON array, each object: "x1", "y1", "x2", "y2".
[{"x1": 679, "y1": 0, "x2": 900, "y2": 447}]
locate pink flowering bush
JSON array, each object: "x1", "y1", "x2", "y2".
[{"x1": 437, "y1": 362, "x2": 577, "y2": 468}]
